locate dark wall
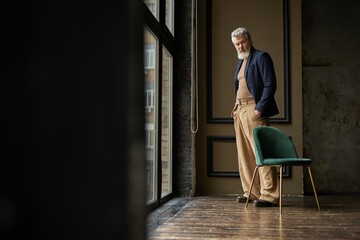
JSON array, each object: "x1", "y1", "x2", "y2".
[
  {"x1": 302, "y1": 0, "x2": 360, "y2": 194},
  {"x1": 1, "y1": 1, "x2": 145, "y2": 239},
  {"x1": 173, "y1": 0, "x2": 195, "y2": 197}
]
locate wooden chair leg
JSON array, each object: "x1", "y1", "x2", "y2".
[
  {"x1": 246, "y1": 166, "x2": 259, "y2": 208},
  {"x1": 279, "y1": 166, "x2": 283, "y2": 214},
  {"x1": 307, "y1": 166, "x2": 320, "y2": 210}
]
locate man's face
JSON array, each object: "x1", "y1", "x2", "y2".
[{"x1": 232, "y1": 34, "x2": 252, "y2": 59}]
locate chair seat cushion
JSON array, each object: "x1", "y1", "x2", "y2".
[{"x1": 263, "y1": 158, "x2": 312, "y2": 166}]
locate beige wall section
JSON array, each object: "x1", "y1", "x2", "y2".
[
  {"x1": 211, "y1": 0, "x2": 285, "y2": 119},
  {"x1": 196, "y1": 0, "x2": 304, "y2": 196}
]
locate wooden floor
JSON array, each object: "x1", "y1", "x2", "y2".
[{"x1": 147, "y1": 195, "x2": 360, "y2": 239}]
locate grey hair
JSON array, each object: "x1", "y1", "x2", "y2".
[{"x1": 231, "y1": 27, "x2": 252, "y2": 40}]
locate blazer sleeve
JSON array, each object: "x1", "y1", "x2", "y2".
[{"x1": 255, "y1": 52, "x2": 277, "y2": 113}]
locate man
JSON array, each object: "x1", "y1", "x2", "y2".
[{"x1": 230, "y1": 27, "x2": 280, "y2": 207}]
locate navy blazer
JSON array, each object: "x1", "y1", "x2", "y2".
[{"x1": 234, "y1": 46, "x2": 279, "y2": 118}]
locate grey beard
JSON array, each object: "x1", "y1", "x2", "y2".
[{"x1": 238, "y1": 51, "x2": 249, "y2": 60}]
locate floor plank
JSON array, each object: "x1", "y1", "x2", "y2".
[{"x1": 147, "y1": 195, "x2": 360, "y2": 239}]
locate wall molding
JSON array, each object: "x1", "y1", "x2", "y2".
[{"x1": 206, "y1": 0, "x2": 290, "y2": 124}]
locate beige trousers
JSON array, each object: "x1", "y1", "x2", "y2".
[{"x1": 232, "y1": 99, "x2": 279, "y2": 204}]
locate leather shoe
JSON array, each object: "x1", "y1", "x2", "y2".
[
  {"x1": 236, "y1": 196, "x2": 251, "y2": 203},
  {"x1": 253, "y1": 199, "x2": 277, "y2": 207}
]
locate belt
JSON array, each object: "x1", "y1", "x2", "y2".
[{"x1": 236, "y1": 98, "x2": 255, "y2": 105}]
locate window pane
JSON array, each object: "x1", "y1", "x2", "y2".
[
  {"x1": 165, "y1": 0, "x2": 174, "y2": 34},
  {"x1": 144, "y1": 0, "x2": 159, "y2": 20},
  {"x1": 161, "y1": 47, "x2": 173, "y2": 197},
  {"x1": 144, "y1": 28, "x2": 158, "y2": 204}
]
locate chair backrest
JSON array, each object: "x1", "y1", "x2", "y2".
[{"x1": 253, "y1": 126, "x2": 298, "y2": 165}]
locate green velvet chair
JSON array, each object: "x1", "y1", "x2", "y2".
[{"x1": 245, "y1": 126, "x2": 320, "y2": 214}]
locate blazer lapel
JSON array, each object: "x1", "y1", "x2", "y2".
[{"x1": 244, "y1": 47, "x2": 254, "y2": 78}]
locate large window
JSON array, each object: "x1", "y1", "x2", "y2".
[
  {"x1": 144, "y1": 0, "x2": 175, "y2": 209},
  {"x1": 144, "y1": 29, "x2": 158, "y2": 204}
]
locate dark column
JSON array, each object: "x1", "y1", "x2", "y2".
[{"x1": 1, "y1": 1, "x2": 145, "y2": 239}]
